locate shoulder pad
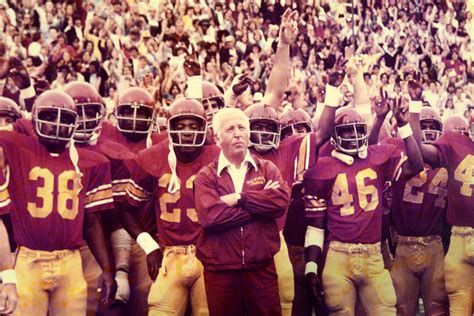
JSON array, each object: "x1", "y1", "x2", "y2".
[{"x1": 368, "y1": 144, "x2": 398, "y2": 166}]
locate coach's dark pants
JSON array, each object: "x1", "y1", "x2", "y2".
[{"x1": 204, "y1": 262, "x2": 282, "y2": 316}]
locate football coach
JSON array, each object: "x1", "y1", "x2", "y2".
[{"x1": 194, "y1": 108, "x2": 290, "y2": 316}]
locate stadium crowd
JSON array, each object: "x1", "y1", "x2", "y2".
[
  {"x1": 0, "y1": 0, "x2": 473, "y2": 316},
  {"x1": 0, "y1": 0, "x2": 473, "y2": 119}
]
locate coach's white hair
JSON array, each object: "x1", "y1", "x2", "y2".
[{"x1": 212, "y1": 108, "x2": 250, "y2": 137}]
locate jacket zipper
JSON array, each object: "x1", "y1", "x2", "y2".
[{"x1": 240, "y1": 226, "x2": 245, "y2": 266}]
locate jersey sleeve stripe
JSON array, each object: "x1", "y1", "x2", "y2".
[
  {"x1": 86, "y1": 184, "x2": 113, "y2": 196},
  {"x1": 0, "y1": 188, "x2": 10, "y2": 202},
  {"x1": 0, "y1": 198, "x2": 11, "y2": 208},
  {"x1": 85, "y1": 197, "x2": 115, "y2": 209},
  {"x1": 85, "y1": 187, "x2": 114, "y2": 205},
  {"x1": 112, "y1": 182, "x2": 129, "y2": 195}
]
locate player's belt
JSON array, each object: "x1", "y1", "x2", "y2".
[
  {"x1": 18, "y1": 246, "x2": 77, "y2": 260},
  {"x1": 165, "y1": 245, "x2": 196, "y2": 255},
  {"x1": 397, "y1": 235, "x2": 441, "y2": 246},
  {"x1": 329, "y1": 241, "x2": 381, "y2": 255},
  {"x1": 452, "y1": 226, "x2": 474, "y2": 236}
]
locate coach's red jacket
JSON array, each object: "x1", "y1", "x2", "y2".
[{"x1": 194, "y1": 155, "x2": 290, "y2": 271}]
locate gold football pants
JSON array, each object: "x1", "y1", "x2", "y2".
[
  {"x1": 13, "y1": 246, "x2": 87, "y2": 316},
  {"x1": 390, "y1": 235, "x2": 448, "y2": 316},
  {"x1": 274, "y1": 231, "x2": 295, "y2": 316},
  {"x1": 148, "y1": 245, "x2": 208, "y2": 316},
  {"x1": 444, "y1": 226, "x2": 474, "y2": 316},
  {"x1": 322, "y1": 241, "x2": 396, "y2": 316}
]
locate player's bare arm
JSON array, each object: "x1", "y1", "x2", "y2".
[
  {"x1": 262, "y1": 9, "x2": 298, "y2": 111},
  {"x1": 0, "y1": 218, "x2": 18, "y2": 315},
  {"x1": 83, "y1": 212, "x2": 117, "y2": 305},
  {"x1": 368, "y1": 88, "x2": 390, "y2": 145},
  {"x1": 314, "y1": 57, "x2": 347, "y2": 150},
  {"x1": 393, "y1": 97, "x2": 424, "y2": 178}
]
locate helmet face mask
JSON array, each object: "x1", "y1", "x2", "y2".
[
  {"x1": 280, "y1": 122, "x2": 312, "y2": 141},
  {"x1": 75, "y1": 103, "x2": 104, "y2": 142},
  {"x1": 249, "y1": 119, "x2": 281, "y2": 151},
  {"x1": 331, "y1": 123, "x2": 368, "y2": 156},
  {"x1": 35, "y1": 107, "x2": 77, "y2": 142},
  {"x1": 115, "y1": 103, "x2": 155, "y2": 134},
  {"x1": 167, "y1": 98, "x2": 208, "y2": 148},
  {"x1": 168, "y1": 115, "x2": 207, "y2": 147},
  {"x1": 420, "y1": 119, "x2": 442, "y2": 144}
]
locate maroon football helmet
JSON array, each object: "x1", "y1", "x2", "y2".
[
  {"x1": 443, "y1": 114, "x2": 472, "y2": 139},
  {"x1": 244, "y1": 103, "x2": 281, "y2": 151},
  {"x1": 419, "y1": 106, "x2": 443, "y2": 144},
  {"x1": 167, "y1": 98, "x2": 207, "y2": 147},
  {"x1": 279, "y1": 108, "x2": 313, "y2": 141},
  {"x1": 331, "y1": 107, "x2": 368, "y2": 157},
  {"x1": 115, "y1": 87, "x2": 155, "y2": 134},
  {"x1": 0, "y1": 97, "x2": 22, "y2": 126}
]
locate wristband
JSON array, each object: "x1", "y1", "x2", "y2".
[
  {"x1": 20, "y1": 84, "x2": 36, "y2": 99},
  {"x1": 409, "y1": 101, "x2": 422, "y2": 113},
  {"x1": 1, "y1": 269, "x2": 17, "y2": 284},
  {"x1": 304, "y1": 226, "x2": 325, "y2": 248},
  {"x1": 305, "y1": 262, "x2": 318, "y2": 276},
  {"x1": 398, "y1": 124, "x2": 413, "y2": 139},
  {"x1": 136, "y1": 232, "x2": 160, "y2": 255},
  {"x1": 324, "y1": 85, "x2": 341, "y2": 108}
]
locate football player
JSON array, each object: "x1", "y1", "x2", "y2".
[
  {"x1": 122, "y1": 98, "x2": 218, "y2": 315},
  {"x1": 101, "y1": 86, "x2": 163, "y2": 316},
  {"x1": 0, "y1": 90, "x2": 116, "y2": 315},
  {"x1": 0, "y1": 97, "x2": 21, "y2": 315},
  {"x1": 279, "y1": 108, "x2": 313, "y2": 142},
  {"x1": 412, "y1": 87, "x2": 474, "y2": 315},
  {"x1": 371, "y1": 96, "x2": 449, "y2": 315},
  {"x1": 304, "y1": 101, "x2": 424, "y2": 315},
  {"x1": 64, "y1": 81, "x2": 137, "y2": 313}
]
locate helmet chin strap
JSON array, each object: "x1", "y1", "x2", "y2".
[
  {"x1": 167, "y1": 143, "x2": 181, "y2": 194},
  {"x1": 331, "y1": 149, "x2": 354, "y2": 165}
]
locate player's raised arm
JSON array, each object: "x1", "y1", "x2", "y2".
[
  {"x1": 408, "y1": 81, "x2": 441, "y2": 167},
  {"x1": 368, "y1": 88, "x2": 390, "y2": 145},
  {"x1": 393, "y1": 97, "x2": 424, "y2": 178},
  {"x1": 262, "y1": 9, "x2": 298, "y2": 112},
  {"x1": 314, "y1": 57, "x2": 347, "y2": 150}
]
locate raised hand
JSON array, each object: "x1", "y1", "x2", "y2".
[
  {"x1": 231, "y1": 73, "x2": 254, "y2": 96},
  {"x1": 327, "y1": 57, "x2": 347, "y2": 87},
  {"x1": 393, "y1": 96, "x2": 410, "y2": 127},
  {"x1": 279, "y1": 9, "x2": 299, "y2": 46},
  {"x1": 374, "y1": 87, "x2": 390, "y2": 118},
  {"x1": 8, "y1": 57, "x2": 31, "y2": 89},
  {"x1": 407, "y1": 80, "x2": 423, "y2": 101},
  {"x1": 183, "y1": 45, "x2": 201, "y2": 77}
]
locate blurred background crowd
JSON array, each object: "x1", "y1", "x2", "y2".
[{"x1": 0, "y1": 0, "x2": 473, "y2": 120}]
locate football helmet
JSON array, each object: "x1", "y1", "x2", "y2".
[
  {"x1": 443, "y1": 114, "x2": 472, "y2": 139},
  {"x1": 419, "y1": 106, "x2": 442, "y2": 144},
  {"x1": 331, "y1": 107, "x2": 368, "y2": 158},
  {"x1": 244, "y1": 103, "x2": 281, "y2": 151},
  {"x1": 201, "y1": 81, "x2": 225, "y2": 123},
  {"x1": 167, "y1": 98, "x2": 207, "y2": 147},
  {"x1": 115, "y1": 87, "x2": 155, "y2": 134},
  {"x1": 0, "y1": 97, "x2": 22, "y2": 125},
  {"x1": 32, "y1": 90, "x2": 77, "y2": 142},
  {"x1": 63, "y1": 82, "x2": 105, "y2": 143},
  {"x1": 279, "y1": 108, "x2": 313, "y2": 141}
]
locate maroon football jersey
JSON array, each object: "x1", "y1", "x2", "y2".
[
  {"x1": 100, "y1": 121, "x2": 163, "y2": 154},
  {"x1": 433, "y1": 131, "x2": 474, "y2": 227},
  {"x1": 12, "y1": 118, "x2": 35, "y2": 137},
  {"x1": 0, "y1": 131, "x2": 114, "y2": 251},
  {"x1": 304, "y1": 144, "x2": 403, "y2": 244},
  {"x1": 76, "y1": 138, "x2": 135, "y2": 203},
  {"x1": 126, "y1": 140, "x2": 220, "y2": 247},
  {"x1": 251, "y1": 133, "x2": 317, "y2": 230},
  {"x1": 387, "y1": 138, "x2": 448, "y2": 236}
]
